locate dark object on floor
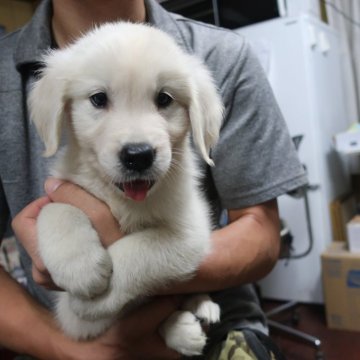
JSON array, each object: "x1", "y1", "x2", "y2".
[
  {"x1": 266, "y1": 301, "x2": 323, "y2": 360},
  {"x1": 263, "y1": 300, "x2": 360, "y2": 360}
]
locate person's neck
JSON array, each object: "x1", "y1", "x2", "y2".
[{"x1": 52, "y1": 0, "x2": 146, "y2": 48}]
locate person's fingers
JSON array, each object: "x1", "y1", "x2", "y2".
[
  {"x1": 102, "y1": 296, "x2": 182, "y2": 359},
  {"x1": 11, "y1": 196, "x2": 50, "y2": 272},
  {"x1": 31, "y1": 266, "x2": 50, "y2": 286},
  {"x1": 44, "y1": 178, "x2": 123, "y2": 247},
  {"x1": 31, "y1": 266, "x2": 63, "y2": 290},
  {"x1": 11, "y1": 196, "x2": 50, "y2": 230},
  {"x1": 122, "y1": 296, "x2": 183, "y2": 338},
  {"x1": 11, "y1": 196, "x2": 61, "y2": 289},
  {"x1": 128, "y1": 296, "x2": 183, "y2": 359},
  {"x1": 142, "y1": 332, "x2": 181, "y2": 360}
]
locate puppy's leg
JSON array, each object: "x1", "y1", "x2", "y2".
[
  {"x1": 160, "y1": 311, "x2": 206, "y2": 356},
  {"x1": 65, "y1": 225, "x2": 216, "y2": 355},
  {"x1": 182, "y1": 294, "x2": 221, "y2": 325},
  {"x1": 56, "y1": 292, "x2": 113, "y2": 340},
  {"x1": 67, "y1": 227, "x2": 208, "y2": 319},
  {"x1": 160, "y1": 295, "x2": 220, "y2": 356},
  {"x1": 38, "y1": 203, "x2": 113, "y2": 298}
]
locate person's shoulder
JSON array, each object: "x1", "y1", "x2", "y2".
[
  {"x1": 171, "y1": 15, "x2": 257, "y2": 96},
  {"x1": 172, "y1": 15, "x2": 253, "y2": 80},
  {"x1": 173, "y1": 14, "x2": 248, "y2": 58}
]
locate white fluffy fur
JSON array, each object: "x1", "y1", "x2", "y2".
[{"x1": 29, "y1": 22, "x2": 223, "y2": 355}]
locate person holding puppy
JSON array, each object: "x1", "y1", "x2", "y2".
[{"x1": 0, "y1": 0, "x2": 306, "y2": 359}]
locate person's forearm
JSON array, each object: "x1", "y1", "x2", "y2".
[
  {"x1": 165, "y1": 199, "x2": 280, "y2": 294},
  {"x1": 0, "y1": 267, "x2": 61, "y2": 359},
  {"x1": 195, "y1": 212, "x2": 280, "y2": 291}
]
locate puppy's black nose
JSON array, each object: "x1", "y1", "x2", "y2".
[{"x1": 119, "y1": 143, "x2": 155, "y2": 172}]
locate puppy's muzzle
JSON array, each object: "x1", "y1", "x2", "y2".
[
  {"x1": 119, "y1": 143, "x2": 156, "y2": 172},
  {"x1": 117, "y1": 143, "x2": 156, "y2": 201}
]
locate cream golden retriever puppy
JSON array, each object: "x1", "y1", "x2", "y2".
[{"x1": 29, "y1": 22, "x2": 223, "y2": 356}]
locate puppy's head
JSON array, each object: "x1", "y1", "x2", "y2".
[{"x1": 29, "y1": 23, "x2": 223, "y2": 201}]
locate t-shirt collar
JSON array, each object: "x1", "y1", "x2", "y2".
[
  {"x1": 145, "y1": 0, "x2": 189, "y2": 51},
  {"x1": 14, "y1": 0, "x2": 188, "y2": 73},
  {"x1": 14, "y1": 0, "x2": 53, "y2": 72}
]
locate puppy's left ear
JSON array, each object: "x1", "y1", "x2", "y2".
[
  {"x1": 188, "y1": 59, "x2": 224, "y2": 166},
  {"x1": 28, "y1": 51, "x2": 68, "y2": 157}
]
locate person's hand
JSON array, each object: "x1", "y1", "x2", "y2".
[
  {"x1": 11, "y1": 178, "x2": 123, "y2": 289},
  {"x1": 54, "y1": 296, "x2": 182, "y2": 360},
  {"x1": 11, "y1": 196, "x2": 55, "y2": 288}
]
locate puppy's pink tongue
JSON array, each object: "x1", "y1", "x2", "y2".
[{"x1": 123, "y1": 181, "x2": 150, "y2": 201}]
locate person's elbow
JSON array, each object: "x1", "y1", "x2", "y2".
[{"x1": 261, "y1": 226, "x2": 281, "y2": 278}]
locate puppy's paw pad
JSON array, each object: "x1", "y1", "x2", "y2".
[
  {"x1": 183, "y1": 295, "x2": 220, "y2": 325},
  {"x1": 161, "y1": 311, "x2": 206, "y2": 356}
]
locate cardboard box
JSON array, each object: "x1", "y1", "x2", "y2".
[
  {"x1": 347, "y1": 216, "x2": 360, "y2": 252},
  {"x1": 330, "y1": 193, "x2": 356, "y2": 242},
  {"x1": 322, "y1": 242, "x2": 360, "y2": 331}
]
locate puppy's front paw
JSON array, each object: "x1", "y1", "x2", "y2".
[
  {"x1": 160, "y1": 311, "x2": 206, "y2": 356},
  {"x1": 53, "y1": 247, "x2": 113, "y2": 299},
  {"x1": 182, "y1": 294, "x2": 220, "y2": 325},
  {"x1": 38, "y1": 203, "x2": 113, "y2": 299}
]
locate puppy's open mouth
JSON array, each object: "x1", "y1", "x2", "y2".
[{"x1": 118, "y1": 180, "x2": 155, "y2": 201}]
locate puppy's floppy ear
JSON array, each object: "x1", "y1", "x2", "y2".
[
  {"x1": 29, "y1": 52, "x2": 68, "y2": 157},
  {"x1": 188, "y1": 58, "x2": 224, "y2": 166}
]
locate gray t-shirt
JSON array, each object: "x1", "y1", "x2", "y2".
[{"x1": 0, "y1": 0, "x2": 307, "y2": 353}]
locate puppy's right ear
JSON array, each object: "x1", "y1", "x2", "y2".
[{"x1": 29, "y1": 53, "x2": 67, "y2": 157}]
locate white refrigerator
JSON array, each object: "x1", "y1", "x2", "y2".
[{"x1": 236, "y1": 15, "x2": 351, "y2": 303}]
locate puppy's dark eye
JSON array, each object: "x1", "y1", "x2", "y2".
[
  {"x1": 90, "y1": 92, "x2": 108, "y2": 108},
  {"x1": 156, "y1": 91, "x2": 173, "y2": 108}
]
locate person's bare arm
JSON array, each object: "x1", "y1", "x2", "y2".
[{"x1": 0, "y1": 267, "x2": 60, "y2": 358}]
